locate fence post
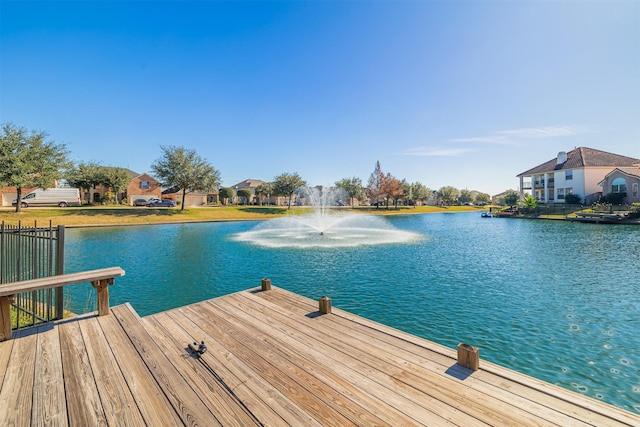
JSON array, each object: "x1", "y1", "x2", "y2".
[{"x1": 55, "y1": 225, "x2": 65, "y2": 319}]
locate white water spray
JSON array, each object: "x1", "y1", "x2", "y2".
[{"x1": 233, "y1": 186, "x2": 421, "y2": 248}]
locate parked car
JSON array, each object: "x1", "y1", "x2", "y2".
[
  {"x1": 133, "y1": 198, "x2": 148, "y2": 206},
  {"x1": 146, "y1": 199, "x2": 176, "y2": 208}
]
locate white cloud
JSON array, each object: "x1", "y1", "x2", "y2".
[
  {"x1": 402, "y1": 147, "x2": 475, "y2": 157},
  {"x1": 402, "y1": 125, "x2": 581, "y2": 158},
  {"x1": 497, "y1": 126, "x2": 578, "y2": 138},
  {"x1": 450, "y1": 125, "x2": 581, "y2": 144}
]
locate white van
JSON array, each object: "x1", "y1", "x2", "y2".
[{"x1": 13, "y1": 188, "x2": 81, "y2": 208}]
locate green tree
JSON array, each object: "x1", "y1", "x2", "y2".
[
  {"x1": 335, "y1": 177, "x2": 364, "y2": 207},
  {"x1": 0, "y1": 124, "x2": 71, "y2": 212},
  {"x1": 475, "y1": 192, "x2": 491, "y2": 205},
  {"x1": 100, "y1": 167, "x2": 131, "y2": 204},
  {"x1": 401, "y1": 180, "x2": 414, "y2": 207},
  {"x1": 151, "y1": 145, "x2": 221, "y2": 211},
  {"x1": 237, "y1": 188, "x2": 252, "y2": 205},
  {"x1": 254, "y1": 182, "x2": 274, "y2": 205},
  {"x1": 366, "y1": 161, "x2": 386, "y2": 208},
  {"x1": 218, "y1": 187, "x2": 234, "y2": 205},
  {"x1": 520, "y1": 195, "x2": 538, "y2": 213},
  {"x1": 273, "y1": 172, "x2": 306, "y2": 209},
  {"x1": 412, "y1": 182, "x2": 432, "y2": 206},
  {"x1": 67, "y1": 161, "x2": 103, "y2": 204},
  {"x1": 458, "y1": 188, "x2": 473, "y2": 205},
  {"x1": 438, "y1": 186, "x2": 460, "y2": 206},
  {"x1": 502, "y1": 190, "x2": 519, "y2": 207}
]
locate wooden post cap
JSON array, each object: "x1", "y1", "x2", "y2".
[
  {"x1": 457, "y1": 343, "x2": 480, "y2": 371},
  {"x1": 319, "y1": 296, "x2": 332, "y2": 314},
  {"x1": 261, "y1": 278, "x2": 272, "y2": 291}
]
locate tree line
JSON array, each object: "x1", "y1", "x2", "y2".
[{"x1": 1, "y1": 123, "x2": 495, "y2": 213}]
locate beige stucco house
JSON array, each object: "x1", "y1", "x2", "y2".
[
  {"x1": 598, "y1": 167, "x2": 640, "y2": 205},
  {"x1": 517, "y1": 147, "x2": 640, "y2": 205},
  {"x1": 161, "y1": 187, "x2": 220, "y2": 207},
  {"x1": 231, "y1": 179, "x2": 265, "y2": 205}
]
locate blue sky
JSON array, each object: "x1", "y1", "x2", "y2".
[{"x1": 2, "y1": 1, "x2": 639, "y2": 195}]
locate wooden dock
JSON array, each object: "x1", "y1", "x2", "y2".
[{"x1": 1, "y1": 286, "x2": 638, "y2": 426}]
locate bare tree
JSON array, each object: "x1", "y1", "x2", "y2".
[{"x1": 366, "y1": 161, "x2": 386, "y2": 208}]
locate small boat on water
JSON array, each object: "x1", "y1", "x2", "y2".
[{"x1": 481, "y1": 212, "x2": 492, "y2": 218}]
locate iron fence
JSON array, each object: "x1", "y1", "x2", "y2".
[{"x1": 0, "y1": 221, "x2": 65, "y2": 329}]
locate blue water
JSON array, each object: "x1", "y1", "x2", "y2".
[{"x1": 63, "y1": 213, "x2": 640, "y2": 414}]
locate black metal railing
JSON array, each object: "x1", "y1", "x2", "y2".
[{"x1": 0, "y1": 221, "x2": 65, "y2": 329}]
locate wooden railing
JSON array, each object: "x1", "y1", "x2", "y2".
[{"x1": 0, "y1": 267, "x2": 125, "y2": 341}]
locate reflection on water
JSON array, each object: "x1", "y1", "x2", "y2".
[{"x1": 64, "y1": 213, "x2": 640, "y2": 414}]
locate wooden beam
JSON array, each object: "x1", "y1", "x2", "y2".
[
  {"x1": 261, "y1": 278, "x2": 272, "y2": 291},
  {"x1": 0, "y1": 267, "x2": 125, "y2": 297},
  {"x1": 0, "y1": 267, "x2": 124, "y2": 341}
]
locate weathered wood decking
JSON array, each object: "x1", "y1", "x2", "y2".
[{"x1": 1, "y1": 286, "x2": 638, "y2": 426}]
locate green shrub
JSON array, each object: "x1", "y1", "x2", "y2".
[{"x1": 564, "y1": 193, "x2": 581, "y2": 204}]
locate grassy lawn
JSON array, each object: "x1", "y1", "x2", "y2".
[{"x1": 0, "y1": 204, "x2": 486, "y2": 227}]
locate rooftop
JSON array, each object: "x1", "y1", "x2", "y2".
[{"x1": 517, "y1": 147, "x2": 640, "y2": 177}]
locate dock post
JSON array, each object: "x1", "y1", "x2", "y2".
[
  {"x1": 91, "y1": 278, "x2": 113, "y2": 316},
  {"x1": 457, "y1": 343, "x2": 480, "y2": 370},
  {"x1": 319, "y1": 296, "x2": 332, "y2": 314},
  {"x1": 0, "y1": 296, "x2": 14, "y2": 341},
  {"x1": 261, "y1": 278, "x2": 272, "y2": 291}
]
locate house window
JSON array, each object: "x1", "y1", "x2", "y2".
[
  {"x1": 557, "y1": 188, "x2": 565, "y2": 200},
  {"x1": 611, "y1": 177, "x2": 627, "y2": 193},
  {"x1": 140, "y1": 181, "x2": 149, "y2": 189},
  {"x1": 633, "y1": 183, "x2": 638, "y2": 197},
  {"x1": 565, "y1": 170, "x2": 573, "y2": 180},
  {"x1": 566, "y1": 188, "x2": 573, "y2": 195}
]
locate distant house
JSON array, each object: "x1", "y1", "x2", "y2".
[
  {"x1": 517, "y1": 147, "x2": 640, "y2": 204},
  {"x1": 161, "y1": 187, "x2": 219, "y2": 207},
  {"x1": 598, "y1": 167, "x2": 640, "y2": 205},
  {"x1": 231, "y1": 179, "x2": 266, "y2": 205},
  {"x1": 88, "y1": 168, "x2": 162, "y2": 205}
]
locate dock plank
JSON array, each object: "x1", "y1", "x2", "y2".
[
  {"x1": 32, "y1": 324, "x2": 68, "y2": 427},
  {"x1": 142, "y1": 312, "x2": 261, "y2": 427},
  {"x1": 0, "y1": 329, "x2": 37, "y2": 427},
  {"x1": 162, "y1": 307, "x2": 322, "y2": 427},
  {"x1": 181, "y1": 302, "x2": 361, "y2": 426},
  {"x1": 97, "y1": 309, "x2": 184, "y2": 427},
  {"x1": 0, "y1": 336, "x2": 13, "y2": 390},
  {"x1": 215, "y1": 292, "x2": 486, "y2": 426},
  {"x1": 58, "y1": 319, "x2": 108, "y2": 427},
  {"x1": 79, "y1": 316, "x2": 146, "y2": 427},
  {"x1": 110, "y1": 303, "x2": 222, "y2": 427}
]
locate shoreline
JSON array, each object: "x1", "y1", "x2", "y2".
[{"x1": 1, "y1": 205, "x2": 638, "y2": 227}]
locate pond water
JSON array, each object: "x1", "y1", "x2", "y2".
[{"x1": 64, "y1": 212, "x2": 640, "y2": 414}]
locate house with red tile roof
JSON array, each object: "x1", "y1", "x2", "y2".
[
  {"x1": 517, "y1": 147, "x2": 640, "y2": 205},
  {"x1": 598, "y1": 167, "x2": 640, "y2": 205}
]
